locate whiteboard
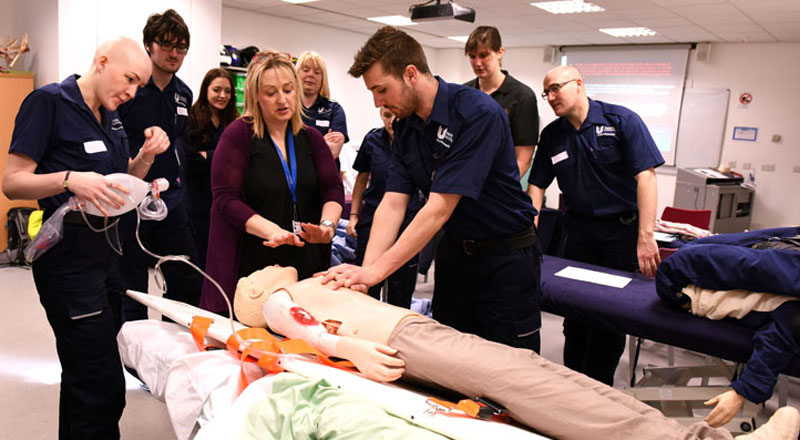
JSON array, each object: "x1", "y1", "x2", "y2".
[{"x1": 674, "y1": 88, "x2": 730, "y2": 168}]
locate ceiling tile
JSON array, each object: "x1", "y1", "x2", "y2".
[{"x1": 222, "y1": 0, "x2": 800, "y2": 46}]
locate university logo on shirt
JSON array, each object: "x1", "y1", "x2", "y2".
[
  {"x1": 595, "y1": 125, "x2": 617, "y2": 137},
  {"x1": 174, "y1": 92, "x2": 189, "y2": 107},
  {"x1": 111, "y1": 118, "x2": 124, "y2": 131},
  {"x1": 436, "y1": 125, "x2": 453, "y2": 149}
]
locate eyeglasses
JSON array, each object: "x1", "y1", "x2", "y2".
[
  {"x1": 541, "y1": 79, "x2": 578, "y2": 99},
  {"x1": 155, "y1": 40, "x2": 189, "y2": 54}
]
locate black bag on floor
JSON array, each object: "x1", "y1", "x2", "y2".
[{"x1": 1, "y1": 207, "x2": 35, "y2": 266}]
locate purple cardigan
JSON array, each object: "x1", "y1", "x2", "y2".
[{"x1": 199, "y1": 118, "x2": 344, "y2": 313}]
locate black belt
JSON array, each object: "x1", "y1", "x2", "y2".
[
  {"x1": 447, "y1": 225, "x2": 538, "y2": 256},
  {"x1": 63, "y1": 211, "x2": 119, "y2": 228},
  {"x1": 567, "y1": 210, "x2": 637, "y2": 226}
]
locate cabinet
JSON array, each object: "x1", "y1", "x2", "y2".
[{"x1": 0, "y1": 73, "x2": 37, "y2": 251}]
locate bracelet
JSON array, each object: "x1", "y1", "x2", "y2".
[
  {"x1": 349, "y1": 213, "x2": 359, "y2": 217},
  {"x1": 62, "y1": 170, "x2": 71, "y2": 191},
  {"x1": 319, "y1": 219, "x2": 335, "y2": 229}
]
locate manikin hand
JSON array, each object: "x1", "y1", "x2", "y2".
[
  {"x1": 67, "y1": 172, "x2": 129, "y2": 217},
  {"x1": 336, "y1": 336, "x2": 405, "y2": 382},
  {"x1": 704, "y1": 389, "x2": 746, "y2": 427},
  {"x1": 637, "y1": 234, "x2": 660, "y2": 278}
]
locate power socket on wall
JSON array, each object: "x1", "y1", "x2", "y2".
[
  {"x1": 742, "y1": 162, "x2": 752, "y2": 170},
  {"x1": 761, "y1": 164, "x2": 776, "y2": 172}
]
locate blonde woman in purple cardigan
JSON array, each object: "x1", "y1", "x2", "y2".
[{"x1": 199, "y1": 51, "x2": 344, "y2": 314}]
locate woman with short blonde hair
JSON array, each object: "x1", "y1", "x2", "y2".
[{"x1": 296, "y1": 50, "x2": 349, "y2": 165}]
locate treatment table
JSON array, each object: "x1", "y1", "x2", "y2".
[{"x1": 539, "y1": 255, "x2": 800, "y2": 433}]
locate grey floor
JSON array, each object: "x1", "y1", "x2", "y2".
[{"x1": 1, "y1": 264, "x2": 797, "y2": 439}]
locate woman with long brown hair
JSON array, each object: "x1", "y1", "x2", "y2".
[{"x1": 186, "y1": 68, "x2": 238, "y2": 267}]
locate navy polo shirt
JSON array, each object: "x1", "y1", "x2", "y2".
[
  {"x1": 387, "y1": 77, "x2": 536, "y2": 241},
  {"x1": 302, "y1": 95, "x2": 349, "y2": 142},
  {"x1": 9, "y1": 74, "x2": 130, "y2": 213},
  {"x1": 529, "y1": 98, "x2": 664, "y2": 217},
  {"x1": 352, "y1": 127, "x2": 423, "y2": 223},
  {"x1": 118, "y1": 75, "x2": 192, "y2": 208}
]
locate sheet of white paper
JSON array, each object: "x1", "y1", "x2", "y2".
[
  {"x1": 654, "y1": 231, "x2": 678, "y2": 242},
  {"x1": 554, "y1": 266, "x2": 632, "y2": 289}
]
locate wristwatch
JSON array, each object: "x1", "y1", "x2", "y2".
[
  {"x1": 319, "y1": 220, "x2": 335, "y2": 230},
  {"x1": 62, "y1": 170, "x2": 71, "y2": 191}
]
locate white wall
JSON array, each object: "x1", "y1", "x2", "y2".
[
  {"x1": 58, "y1": 0, "x2": 222, "y2": 99},
  {"x1": 439, "y1": 42, "x2": 800, "y2": 228},
  {"x1": 6, "y1": 0, "x2": 220, "y2": 95},
  {"x1": 11, "y1": 0, "x2": 59, "y2": 86},
  {"x1": 686, "y1": 43, "x2": 800, "y2": 229},
  {"x1": 0, "y1": 0, "x2": 17, "y2": 39},
  {"x1": 222, "y1": 6, "x2": 442, "y2": 152}
]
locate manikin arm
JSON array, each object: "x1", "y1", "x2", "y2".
[{"x1": 262, "y1": 290, "x2": 405, "y2": 382}]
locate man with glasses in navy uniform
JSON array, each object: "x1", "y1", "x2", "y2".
[
  {"x1": 322, "y1": 27, "x2": 542, "y2": 353},
  {"x1": 528, "y1": 65, "x2": 664, "y2": 386},
  {"x1": 118, "y1": 9, "x2": 201, "y2": 321}
]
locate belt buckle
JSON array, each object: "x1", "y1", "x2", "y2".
[{"x1": 463, "y1": 240, "x2": 476, "y2": 256}]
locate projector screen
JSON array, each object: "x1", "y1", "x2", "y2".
[{"x1": 563, "y1": 45, "x2": 690, "y2": 166}]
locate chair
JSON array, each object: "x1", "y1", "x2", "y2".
[
  {"x1": 658, "y1": 247, "x2": 678, "y2": 261},
  {"x1": 661, "y1": 206, "x2": 712, "y2": 230}
]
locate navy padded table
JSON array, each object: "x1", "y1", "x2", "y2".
[{"x1": 540, "y1": 255, "x2": 800, "y2": 377}]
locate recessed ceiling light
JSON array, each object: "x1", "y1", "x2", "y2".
[
  {"x1": 448, "y1": 35, "x2": 468, "y2": 43},
  {"x1": 367, "y1": 15, "x2": 417, "y2": 26},
  {"x1": 599, "y1": 27, "x2": 657, "y2": 38},
  {"x1": 282, "y1": 0, "x2": 319, "y2": 4},
  {"x1": 531, "y1": 1, "x2": 604, "y2": 14}
]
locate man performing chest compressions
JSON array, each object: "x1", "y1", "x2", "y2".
[{"x1": 233, "y1": 265, "x2": 799, "y2": 440}]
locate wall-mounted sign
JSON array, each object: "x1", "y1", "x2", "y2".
[
  {"x1": 739, "y1": 92, "x2": 753, "y2": 106},
  {"x1": 733, "y1": 126, "x2": 758, "y2": 142}
]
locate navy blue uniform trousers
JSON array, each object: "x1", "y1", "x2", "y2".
[
  {"x1": 33, "y1": 223, "x2": 126, "y2": 440},
  {"x1": 433, "y1": 238, "x2": 542, "y2": 353},
  {"x1": 562, "y1": 210, "x2": 639, "y2": 386}
]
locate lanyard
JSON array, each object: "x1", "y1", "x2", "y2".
[{"x1": 270, "y1": 126, "x2": 297, "y2": 205}]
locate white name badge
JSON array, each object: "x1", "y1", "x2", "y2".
[
  {"x1": 551, "y1": 150, "x2": 569, "y2": 165},
  {"x1": 83, "y1": 140, "x2": 107, "y2": 154},
  {"x1": 176, "y1": 106, "x2": 188, "y2": 117},
  {"x1": 315, "y1": 119, "x2": 330, "y2": 128},
  {"x1": 292, "y1": 220, "x2": 302, "y2": 235}
]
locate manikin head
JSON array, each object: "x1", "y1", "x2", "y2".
[
  {"x1": 84, "y1": 37, "x2": 151, "y2": 112},
  {"x1": 349, "y1": 26, "x2": 431, "y2": 119},
  {"x1": 542, "y1": 65, "x2": 587, "y2": 119},
  {"x1": 234, "y1": 265, "x2": 299, "y2": 327}
]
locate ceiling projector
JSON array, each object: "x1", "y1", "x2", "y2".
[{"x1": 410, "y1": 1, "x2": 475, "y2": 23}]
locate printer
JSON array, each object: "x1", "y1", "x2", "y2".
[{"x1": 673, "y1": 168, "x2": 754, "y2": 233}]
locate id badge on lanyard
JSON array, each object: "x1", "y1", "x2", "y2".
[{"x1": 271, "y1": 126, "x2": 301, "y2": 234}]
